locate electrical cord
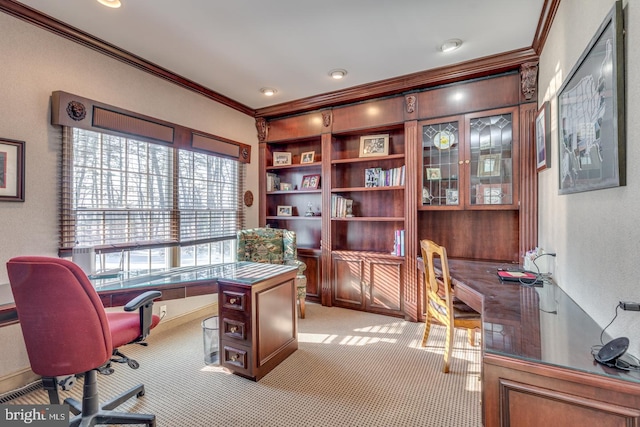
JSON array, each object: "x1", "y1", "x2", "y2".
[
  {"x1": 519, "y1": 252, "x2": 556, "y2": 287},
  {"x1": 590, "y1": 305, "x2": 640, "y2": 371}
]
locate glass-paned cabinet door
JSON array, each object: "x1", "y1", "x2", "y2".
[
  {"x1": 421, "y1": 120, "x2": 461, "y2": 207},
  {"x1": 468, "y1": 110, "x2": 515, "y2": 206}
]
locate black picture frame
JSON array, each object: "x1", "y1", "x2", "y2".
[
  {"x1": 557, "y1": 0, "x2": 625, "y2": 194},
  {"x1": 0, "y1": 138, "x2": 25, "y2": 202},
  {"x1": 535, "y1": 102, "x2": 551, "y2": 172}
]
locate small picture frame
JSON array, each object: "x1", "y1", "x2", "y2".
[
  {"x1": 300, "y1": 151, "x2": 315, "y2": 164},
  {"x1": 0, "y1": 138, "x2": 25, "y2": 202},
  {"x1": 277, "y1": 205, "x2": 292, "y2": 216},
  {"x1": 446, "y1": 189, "x2": 459, "y2": 205},
  {"x1": 359, "y1": 134, "x2": 389, "y2": 158},
  {"x1": 280, "y1": 182, "x2": 293, "y2": 191},
  {"x1": 301, "y1": 174, "x2": 320, "y2": 190},
  {"x1": 535, "y1": 102, "x2": 551, "y2": 172},
  {"x1": 426, "y1": 167, "x2": 441, "y2": 180},
  {"x1": 477, "y1": 154, "x2": 502, "y2": 177},
  {"x1": 273, "y1": 152, "x2": 292, "y2": 166}
]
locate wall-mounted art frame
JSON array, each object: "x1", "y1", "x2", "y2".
[
  {"x1": 557, "y1": 0, "x2": 625, "y2": 194},
  {"x1": 273, "y1": 151, "x2": 292, "y2": 166},
  {"x1": 0, "y1": 138, "x2": 25, "y2": 202},
  {"x1": 426, "y1": 167, "x2": 441, "y2": 180},
  {"x1": 477, "y1": 153, "x2": 501, "y2": 177},
  {"x1": 359, "y1": 134, "x2": 389, "y2": 157},
  {"x1": 301, "y1": 174, "x2": 320, "y2": 190},
  {"x1": 277, "y1": 205, "x2": 292, "y2": 216},
  {"x1": 535, "y1": 101, "x2": 551, "y2": 172},
  {"x1": 300, "y1": 151, "x2": 315, "y2": 164}
]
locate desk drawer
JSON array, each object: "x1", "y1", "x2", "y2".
[
  {"x1": 221, "y1": 316, "x2": 248, "y2": 342},
  {"x1": 221, "y1": 288, "x2": 250, "y2": 313},
  {"x1": 222, "y1": 342, "x2": 251, "y2": 375}
]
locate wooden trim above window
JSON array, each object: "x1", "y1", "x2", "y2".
[{"x1": 51, "y1": 91, "x2": 251, "y2": 162}]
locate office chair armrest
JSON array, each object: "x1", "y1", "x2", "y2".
[{"x1": 124, "y1": 290, "x2": 162, "y2": 312}]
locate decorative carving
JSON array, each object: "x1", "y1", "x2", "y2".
[
  {"x1": 520, "y1": 62, "x2": 538, "y2": 101},
  {"x1": 241, "y1": 148, "x2": 249, "y2": 159},
  {"x1": 255, "y1": 117, "x2": 268, "y2": 142},
  {"x1": 66, "y1": 100, "x2": 86, "y2": 121},
  {"x1": 322, "y1": 111, "x2": 332, "y2": 128},
  {"x1": 405, "y1": 95, "x2": 417, "y2": 114},
  {"x1": 243, "y1": 190, "x2": 254, "y2": 207}
]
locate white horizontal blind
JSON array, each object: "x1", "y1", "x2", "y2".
[{"x1": 60, "y1": 127, "x2": 245, "y2": 254}]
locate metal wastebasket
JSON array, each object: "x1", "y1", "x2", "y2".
[{"x1": 202, "y1": 316, "x2": 219, "y2": 365}]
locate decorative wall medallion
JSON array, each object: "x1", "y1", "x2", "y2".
[
  {"x1": 241, "y1": 148, "x2": 249, "y2": 159},
  {"x1": 520, "y1": 62, "x2": 538, "y2": 101},
  {"x1": 322, "y1": 111, "x2": 332, "y2": 128},
  {"x1": 405, "y1": 95, "x2": 416, "y2": 114},
  {"x1": 243, "y1": 190, "x2": 254, "y2": 207},
  {"x1": 255, "y1": 117, "x2": 268, "y2": 142},
  {"x1": 66, "y1": 100, "x2": 86, "y2": 121}
]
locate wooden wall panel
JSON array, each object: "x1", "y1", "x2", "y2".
[
  {"x1": 332, "y1": 97, "x2": 405, "y2": 133},
  {"x1": 266, "y1": 112, "x2": 325, "y2": 142}
]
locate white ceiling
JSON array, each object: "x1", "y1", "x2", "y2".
[{"x1": 16, "y1": 0, "x2": 544, "y2": 110}]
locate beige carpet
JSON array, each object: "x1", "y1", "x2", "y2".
[{"x1": 4, "y1": 304, "x2": 481, "y2": 426}]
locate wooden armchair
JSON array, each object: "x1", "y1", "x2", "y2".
[
  {"x1": 420, "y1": 239, "x2": 481, "y2": 373},
  {"x1": 237, "y1": 227, "x2": 307, "y2": 318}
]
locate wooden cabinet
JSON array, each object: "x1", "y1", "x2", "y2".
[
  {"x1": 332, "y1": 251, "x2": 404, "y2": 316},
  {"x1": 218, "y1": 266, "x2": 298, "y2": 381},
  {"x1": 420, "y1": 106, "x2": 519, "y2": 210}
]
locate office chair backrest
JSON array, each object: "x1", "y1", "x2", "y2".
[{"x1": 7, "y1": 256, "x2": 112, "y2": 377}]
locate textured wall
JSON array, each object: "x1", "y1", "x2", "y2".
[{"x1": 538, "y1": 0, "x2": 640, "y2": 356}]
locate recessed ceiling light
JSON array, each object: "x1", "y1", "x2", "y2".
[
  {"x1": 329, "y1": 69, "x2": 347, "y2": 80},
  {"x1": 97, "y1": 0, "x2": 122, "y2": 8},
  {"x1": 260, "y1": 87, "x2": 277, "y2": 96},
  {"x1": 440, "y1": 39, "x2": 462, "y2": 53}
]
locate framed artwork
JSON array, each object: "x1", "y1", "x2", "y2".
[
  {"x1": 477, "y1": 154, "x2": 501, "y2": 177},
  {"x1": 535, "y1": 102, "x2": 551, "y2": 172},
  {"x1": 0, "y1": 138, "x2": 25, "y2": 202},
  {"x1": 277, "y1": 205, "x2": 292, "y2": 216},
  {"x1": 280, "y1": 182, "x2": 293, "y2": 191},
  {"x1": 426, "y1": 167, "x2": 441, "y2": 180},
  {"x1": 301, "y1": 174, "x2": 320, "y2": 189},
  {"x1": 273, "y1": 151, "x2": 292, "y2": 166},
  {"x1": 359, "y1": 134, "x2": 389, "y2": 158},
  {"x1": 300, "y1": 151, "x2": 315, "y2": 164},
  {"x1": 557, "y1": 1, "x2": 625, "y2": 194},
  {"x1": 445, "y1": 189, "x2": 459, "y2": 205},
  {"x1": 365, "y1": 167, "x2": 382, "y2": 187}
]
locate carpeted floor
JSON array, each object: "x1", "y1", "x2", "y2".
[{"x1": 4, "y1": 304, "x2": 482, "y2": 426}]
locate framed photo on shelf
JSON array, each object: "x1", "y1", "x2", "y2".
[
  {"x1": 300, "y1": 151, "x2": 315, "y2": 164},
  {"x1": 445, "y1": 189, "x2": 459, "y2": 205},
  {"x1": 273, "y1": 152, "x2": 292, "y2": 166},
  {"x1": 535, "y1": 102, "x2": 551, "y2": 172},
  {"x1": 364, "y1": 167, "x2": 382, "y2": 187},
  {"x1": 301, "y1": 174, "x2": 320, "y2": 189},
  {"x1": 0, "y1": 138, "x2": 25, "y2": 202},
  {"x1": 426, "y1": 167, "x2": 441, "y2": 180},
  {"x1": 359, "y1": 134, "x2": 389, "y2": 158},
  {"x1": 280, "y1": 182, "x2": 293, "y2": 191},
  {"x1": 477, "y1": 154, "x2": 501, "y2": 177},
  {"x1": 277, "y1": 205, "x2": 292, "y2": 216}
]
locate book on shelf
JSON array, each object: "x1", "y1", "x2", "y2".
[
  {"x1": 393, "y1": 229, "x2": 405, "y2": 256},
  {"x1": 331, "y1": 195, "x2": 354, "y2": 217},
  {"x1": 266, "y1": 172, "x2": 280, "y2": 192},
  {"x1": 365, "y1": 165, "x2": 405, "y2": 187}
]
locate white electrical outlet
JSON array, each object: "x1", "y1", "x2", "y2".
[{"x1": 160, "y1": 305, "x2": 167, "y2": 318}]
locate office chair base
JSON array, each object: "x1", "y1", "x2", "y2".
[{"x1": 65, "y1": 370, "x2": 155, "y2": 427}]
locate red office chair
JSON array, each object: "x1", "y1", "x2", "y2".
[{"x1": 6, "y1": 256, "x2": 161, "y2": 427}]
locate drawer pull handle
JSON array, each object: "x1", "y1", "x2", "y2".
[
  {"x1": 230, "y1": 354, "x2": 238, "y2": 362},
  {"x1": 229, "y1": 326, "x2": 238, "y2": 333},
  {"x1": 229, "y1": 297, "x2": 238, "y2": 304}
]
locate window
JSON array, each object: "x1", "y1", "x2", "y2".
[{"x1": 61, "y1": 127, "x2": 245, "y2": 271}]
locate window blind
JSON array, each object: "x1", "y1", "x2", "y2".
[{"x1": 60, "y1": 127, "x2": 245, "y2": 255}]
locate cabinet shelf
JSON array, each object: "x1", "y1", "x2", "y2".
[
  {"x1": 332, "y1": 186, "x2": 403, "y2": 193},
  {"x1": 267, "y1": 189, "x2": 322, "y2": 195},
  {"x1": 266, "y1": 216, "x2": 322, "y2": 221},
  {"x1": 331, "y1": 216, "x2": 404, "y2": 222},
  {"x1": 267, "y1": 162, "x2": 321, "y2": 171},
  {"x1": 331, "y1": 153, "x2": 404, "y2": 165}
]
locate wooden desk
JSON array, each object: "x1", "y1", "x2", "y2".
[{"x1": 419, "y1": 258, "x2": 640, "y2": 426}]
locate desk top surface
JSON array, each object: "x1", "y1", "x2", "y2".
[
  {"x1": 90, "y1": 261, "x2": 297, "y2": 291},
  {"x1": 443, "y1": 259, "x2": 640, "y2": 384}
]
